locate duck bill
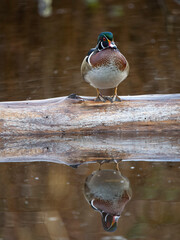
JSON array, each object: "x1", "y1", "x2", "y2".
[{"x1": 108, "y1": 40, "x2": 117, "y2": 49}]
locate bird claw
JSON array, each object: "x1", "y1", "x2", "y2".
[
  {"x1": 95, "y1": 95, "x2": 106, "y2": 102},
  {"x1": 104, "y1": 95, "x2": 121, "y2": 102},
  {"x1": 105, "y1": 96, "x2": 113, "y2": 103},
  {"x1": 112, "y1": 95, "x2": 121, "y2": 102}
]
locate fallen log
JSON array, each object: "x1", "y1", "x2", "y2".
[
  {"x1": 0, "y1": 94, "x2": 180, "y2": 136},
  {"x1": 0, "y1": 132, "x2": 179, "y2": 165}
]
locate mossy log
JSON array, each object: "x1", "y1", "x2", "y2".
[{"x1": 0, "y1": 94, "x2": 180, "y2": 136}]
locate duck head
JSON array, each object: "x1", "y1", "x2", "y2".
[
  {"x1": 101, "y1": 212, "x2": 119, "y2": 232},
  {"x1": 91, "y1": 199, "x2": 120, "y2": 232},
  {"x1": 96, "y1": 32, "x2": 117, "y2": 51}
]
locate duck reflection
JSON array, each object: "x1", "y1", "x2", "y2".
[{"x1": 84, "y1": 164, "x2": 132, "y2": 232}]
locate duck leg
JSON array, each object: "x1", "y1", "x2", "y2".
[
  {"x1": 112, "y1": 87, "x2": 121, "y2": 102},
  {"x1": 95, "y1": 88, "x2": 106, "y2": 102},
  {"x1": 114, "y1": 160, "x2": 121, "y2": 172}
]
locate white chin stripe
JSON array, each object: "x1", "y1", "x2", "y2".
[
  {"x1": 91, "y1": 199, "x2": 98, "y2": 210},
  {"x1": 88, "y1": 51, "x2": 94, "y2": 67}
]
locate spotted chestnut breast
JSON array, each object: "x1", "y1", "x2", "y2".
[{"x1": 90, "y1": 48, "x2": 127, "y2": 71}]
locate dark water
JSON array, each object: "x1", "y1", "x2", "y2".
[
  {"x1": 0, "y1": 0, "x2": 180, "y2": 239},
  {"x1": 0, "y1": 134, "x2": 179, "y2": 240},
  {"x1": 0, "y1": 0, "x2": 180, "y2": 101},
  {"x1": 0, "y1": 161, "x2": 179, "y2": 240}
]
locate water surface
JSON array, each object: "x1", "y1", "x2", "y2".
[
  {"x1": 0, "y1": 161, "x2": 179, "y2": 240},
  {"x1": 0, "y1": 0, "x2": 179, "y2": 101},
  {"x1": 0, "y1": 1, "x2": 180, "y2": 239}
]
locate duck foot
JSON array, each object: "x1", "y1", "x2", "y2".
[
  {"x1": 105, "y1": 96, "x2": 114, "y2": 103},
  {"x1": 111, "y1": 95, "x2": 121, "y2": 102},
  {"x1": 98, "y1": 159, "x2": 111, "y2": 170},
  {"x1": 95, "y1": 95, "x2": 106, "y2": 102}
]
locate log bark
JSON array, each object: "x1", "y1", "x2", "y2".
[
  {"x1": 0, "y1": 94, "x2": 180, "y2": 136},
  {"x1": 0, "y1": 132, "x2": 179, "y2": 165}
]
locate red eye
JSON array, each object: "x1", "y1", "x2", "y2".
[{"x1": 103, "y1": 37, "x2": 106, "y2": 41}]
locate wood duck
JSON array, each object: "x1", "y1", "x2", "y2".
[
  {"x1": 84, "y1": 169, "x2": 132, "y2": 232},
  {"x1": 81, "y1": 32, "x2": 129, "y2": 102}
]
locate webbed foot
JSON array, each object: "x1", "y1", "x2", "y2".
[
  {"x1": 111, "y1": 87, "x2": 121, "y2": 102},
  {"x1": 95, "y1": 95, "x2": 106, "y2": 102},
  {"x1": 105, "y1": 96, "x2": 114, "y2": 103},
  {"x1": 95, "y1": 88, "x2": 107, "y2": 102},
  {"x1": 112, "y1": 95, "x2": 121, "y2": 102}
]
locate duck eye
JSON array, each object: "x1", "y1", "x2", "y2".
[{"x1": 103, "y1": 37, "x2": 106, "y2": 41}]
